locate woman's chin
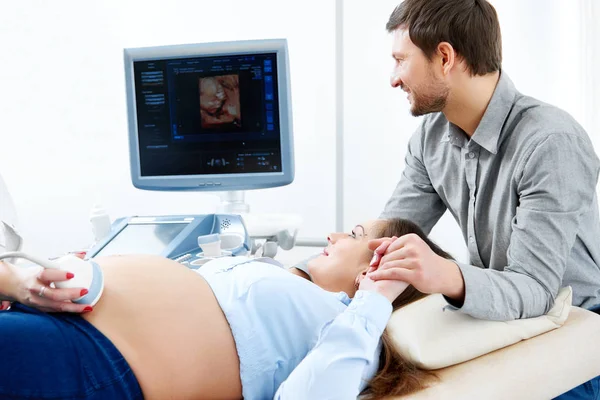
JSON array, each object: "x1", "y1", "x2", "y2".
[{"x1": 306, "y1": 254, "x2": 328, "y2": 276}]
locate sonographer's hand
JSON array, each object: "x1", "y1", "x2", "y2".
[
  {"x1": 0, "y1": 300, "x2": 10, "y2": 311},
  {"x1": 4, "y1": 263, "x2": 92, "y2": 313}
]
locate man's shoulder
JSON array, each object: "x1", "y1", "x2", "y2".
[
  {"x1": 510, "y1": 95, "x2": 587, "y2": 138},
  {"x1": 417, "y1": 112, "x2": 449, "y2": 140}
]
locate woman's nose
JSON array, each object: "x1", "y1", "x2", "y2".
[{"x1": 328, "y1": 232, "x2": 345, "y2": 244}]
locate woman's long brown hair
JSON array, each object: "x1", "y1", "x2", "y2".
[{"x1": 360, "y1": 218, "x2": 454, "y2": 399}]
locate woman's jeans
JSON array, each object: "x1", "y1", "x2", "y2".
[
  {"x1": 0, "y1": 303, "x2": 143, "y2": 399},
  {"x1": 553, "y1": 304, "x2": 600, "y2": 400}
]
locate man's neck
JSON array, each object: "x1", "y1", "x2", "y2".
[{"x1": 443, "y1": 71, "x2": 500, "y2": 137}]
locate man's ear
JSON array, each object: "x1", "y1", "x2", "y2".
[{"x1": 437, "y1": 42, "x2": 456, "y2": 75}]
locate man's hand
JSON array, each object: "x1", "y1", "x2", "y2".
[{"x1": 367, "y1": 234, "x2": 465, "y2": 303}]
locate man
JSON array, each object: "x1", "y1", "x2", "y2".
[{"x1": 367, "y1": 0, "x2": 600, "y2": 398}]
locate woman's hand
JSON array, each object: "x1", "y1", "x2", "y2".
[
  {"x1": 357, "y1": 236, "x2": 410, "y2": 303},
  {"x1": 358, "y1": 271, "x2": 409, "y2": 303},
  {"x1": 4, "y1": 263, "x2": 92, "y2": 313},
  {"x1": 368, "y1": 233, "x2": 465, "y2": 301}
]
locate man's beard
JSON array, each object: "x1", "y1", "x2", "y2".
[{"x1": 407, "y1": 79, "x2": 449, "y2": 117}]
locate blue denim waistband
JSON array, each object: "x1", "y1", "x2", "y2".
[{"x1": 0, "y1": 303, "x2": 143, "y2": 400}]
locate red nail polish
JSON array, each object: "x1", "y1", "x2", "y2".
[
  {"x1": 66, "y1": 272, "x2": 75, "y2": 279},
  {"x1": 83, "y1": 306, "x2": 93, "y2": 312},
  {"x1": 80, "y1": 289, "x2": 89, "y2": 296}
]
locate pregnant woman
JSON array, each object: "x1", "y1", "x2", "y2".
[{"x1": 0, "y1": 218, "x2": 450, "y2": 399}]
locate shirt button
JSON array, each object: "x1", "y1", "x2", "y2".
[
  {"x1": 469, "y1": 236, "x2": 475, "y2": 243},
  {"x1": 468, "y1": 152, "x2": 475, "y2": 159},
  {"x1": 355, "y1": 292, "x2": 363, "y2": 299},
  {"x1": 349, "y1": 304, "x2": 357, "y2": 310}
]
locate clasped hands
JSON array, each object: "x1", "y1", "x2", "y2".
[{"x1": 360, "y1": 234, "x2": 465, "y2": 304}]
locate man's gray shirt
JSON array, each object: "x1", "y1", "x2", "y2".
[{"x1": 381, "y1": 72, "x2": 600, "y2": 320}]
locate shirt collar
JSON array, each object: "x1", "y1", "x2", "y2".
[
  {"x1": 469, "y1": 71, "x2": 517, "y2": 154},
  {"x1": 442, "y1": 71, "x2": 518, "y2": 154}
]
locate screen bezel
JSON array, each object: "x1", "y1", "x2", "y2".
[{"x1": 123, "y1": 39, "x2": 294, "y2": 191}]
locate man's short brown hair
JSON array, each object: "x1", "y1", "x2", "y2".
[{"x1": 386, "y1": 0, "x2": 502, "y2": 76}]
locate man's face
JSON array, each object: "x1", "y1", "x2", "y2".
[{"x1": 390, "y1": 28, "x2": 449, "y2": 116}]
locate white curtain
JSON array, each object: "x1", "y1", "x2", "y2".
[{"x1": 580, "y1": 0, "x2": 600, "y2": 143}]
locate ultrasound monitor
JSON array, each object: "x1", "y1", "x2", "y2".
[{"x1": 123, "y1": 39, "x2": 294, "y2": 203}]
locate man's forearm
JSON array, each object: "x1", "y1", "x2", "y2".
[
  {"x1": 440, "y1": 260, "x2": 465, "y2": 306},
  {"x1": 449, "y1": 262, "x2": 557, "y2": 320}
]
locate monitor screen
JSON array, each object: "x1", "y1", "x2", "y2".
[
  {"x1": 94, "y1": 223, "x2": 188, "y2": 257},
  {"x1": 124, "y1": 39, "x2": 294, "y2": 192}
]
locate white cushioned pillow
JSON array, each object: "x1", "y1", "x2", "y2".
[{"x1": 386, "y1": 286, "x2": 572, "y2": 370}]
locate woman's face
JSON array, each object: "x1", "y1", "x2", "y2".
[{"x1": 308, "y1": 220, "x2": 383, "y2": 297}]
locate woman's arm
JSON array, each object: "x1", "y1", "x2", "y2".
[{"x1": 273, "y1": 290, "x2": 392, "y2": 399}]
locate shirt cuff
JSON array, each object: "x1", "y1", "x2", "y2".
[
  {"x1": 348, "y1": 290, "x2": 393, "y2": 333},
  {"x1": 442, "y1": 261, "x2": 486, "y2": 316}
]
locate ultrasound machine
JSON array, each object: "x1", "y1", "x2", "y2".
[{"x1": 85, "y1": 39, "x2": 301, "y2": 266}]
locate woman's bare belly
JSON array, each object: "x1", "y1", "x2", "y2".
[{"x1": 82, "y1": 254, "x2": 242, "y2": 400}]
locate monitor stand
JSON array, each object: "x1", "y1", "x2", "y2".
[
  {"x1": 218, "y1": 191, "x2": 250, "y2": 214},
  {"x1": 217, "y1": 190, "x2": 302, "y2": 252}
]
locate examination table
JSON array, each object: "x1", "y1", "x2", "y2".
[
  {"x1": 278, "y1": 249, "x2": 600, "y2": 400},
  {"x1": 396, "y1": 306, "x2": 600, "y2": 399}
]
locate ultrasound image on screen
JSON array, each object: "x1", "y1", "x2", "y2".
[
  {"x1": 199, "y1": 74, "x2": 242, "y2": 129},
  {"x1": 173, "y1": 70, "x2": 263, "y2": 135}
]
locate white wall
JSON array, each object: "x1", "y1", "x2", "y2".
[
  {"x1": 0, "y1": 0, "x2": 337, "y2": 257},
  {"x1": 342, "y1": 0, "x2": 597, "y2": 263},
  {"x1": 1, "y1": 1, "x2": 598, "y2": 260}
]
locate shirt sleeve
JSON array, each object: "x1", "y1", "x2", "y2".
[
  {"x1": 380, "y1": 121, "x2": 447, "y2": 234},
  {"x1": 273, "y1": 290, "x2": 393, "y2": 400},
  {"x1": 448, "y1": 133, "x2": 600, "y2": 320}
]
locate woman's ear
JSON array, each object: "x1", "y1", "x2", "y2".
[{"x1": 354, "y1": 270, "x2": 368, "y2": 290}]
